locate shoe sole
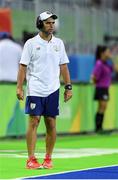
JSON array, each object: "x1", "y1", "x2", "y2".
[
  {"x1": 43, "y1": 165, "x2": 53, "y2": 169},
  {"x1": 26, "y1": 165, "x2": 43, "y2": 169}
]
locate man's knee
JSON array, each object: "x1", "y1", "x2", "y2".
[
  {"x1": 45, "y1": 117, "x2": 56, "y2": 132},
  {"x1": 29, "y1": 116, "x2": 40, "y2": 128}
]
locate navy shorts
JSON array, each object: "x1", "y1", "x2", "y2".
[{"x1": 25, "y1": 89, "x2": 59, "y2": 117}]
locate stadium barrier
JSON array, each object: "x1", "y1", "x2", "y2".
[
  {"x1": 0, "y1": 83, "x2": 118, "y2": 137},
  {"x1": 68, "y1": 54, "x2": 95, "y2": 82}
]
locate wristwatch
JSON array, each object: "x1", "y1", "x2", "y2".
[{"x1": 64, "y1": 84, "x2": 72, "y2": 90}]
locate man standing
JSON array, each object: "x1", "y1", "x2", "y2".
[{"x1": 16, "y1": 11, "x2": 72, "y2": 169}]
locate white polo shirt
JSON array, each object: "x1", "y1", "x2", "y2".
[{"x1": 20, "y1": 34, "x2": 69, "y2": 97}]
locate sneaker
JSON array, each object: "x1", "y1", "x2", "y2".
[
  {"x1": 42, "y1": 158, "x2": 53, "y2": 169},
  {"x1": 26, "y1": 156, "x2": 43, "y2": 169}
]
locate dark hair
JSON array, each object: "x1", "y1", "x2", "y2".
[
  {"x1": 95, "y1": 45, "x2": 108, "y2": 61},
  {"x1": 0, "y1": 32, "x2": 14, "y2": 41},
  {"x1": 36, "y1": 16, "x2": 44, "y2": 30}
]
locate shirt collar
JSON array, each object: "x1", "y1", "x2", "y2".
[{"x1": 36, "y1": 34, "x2": 55, "y2": 44}]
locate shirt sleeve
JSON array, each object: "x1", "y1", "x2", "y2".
[
  {"x1": 59, "y1": 40, "x2": 69, "y2": 65},
  {"x1": 20, "y1": 40, "x2": 32, "y2": 65},
  {"x1": 93, "y1": 61, "x2": 103, "y2": 81}
]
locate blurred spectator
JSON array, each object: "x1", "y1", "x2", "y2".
[
  {"x1": 0, "y1": 32, "x2": 22, "y2": 82},
  {"x1": 92, "y1": 45, "x2": 113, "y2": 133}
]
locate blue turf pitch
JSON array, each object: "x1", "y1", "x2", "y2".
[{"x1": 26, "y1": 165, "x2": 118, "y2": 179}]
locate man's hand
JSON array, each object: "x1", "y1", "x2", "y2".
[
  {"x1": 64, "y1": 90, "x2": 72, "y2": 102},
  {"x1": 16, "y1": 64, "x2": 26, "y2": 100},
  {"x1": 16, "y1": 88, "x2": 24, "y2": 100}
]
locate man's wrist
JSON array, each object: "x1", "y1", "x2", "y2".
[
  {"x1": 64, "y1": 84, "x2": 72, "y2": 90},
  {"x1": 17, "y1": 85, "x2": 23, "y2": 90}
]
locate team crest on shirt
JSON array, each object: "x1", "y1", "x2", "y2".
[
  {"x1": 53, "y1": 45, "x2": 59, "y2": 52},
  {"x1": 30, "y1": 103, "x2": 36, "y2": 110}
]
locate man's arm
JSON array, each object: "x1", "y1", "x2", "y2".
[
  {"x1": 16, "y1": 64, "x2": 27, "y2": 100},
  {"x1": 60, "y1": 64, "x2": 72, "y2": 102}
]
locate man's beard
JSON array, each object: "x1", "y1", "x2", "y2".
[{"x1": 41, "y1": 28, "x2": 53, "y2": 36}]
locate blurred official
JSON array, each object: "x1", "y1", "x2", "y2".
[{"x1": 92, "y1": 46, "x2": 113, "y2": 133}]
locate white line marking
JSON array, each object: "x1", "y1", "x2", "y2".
[{"x1": 0, "y1": 148, "x2": 118, "y2": 159}]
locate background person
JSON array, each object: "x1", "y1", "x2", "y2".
[
  {"x1": 0, "y1": 32, "x2": 22, "y2": 82},
  {"x1": 92, "y1": 45, "x2": 113, "y2": 133}
]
